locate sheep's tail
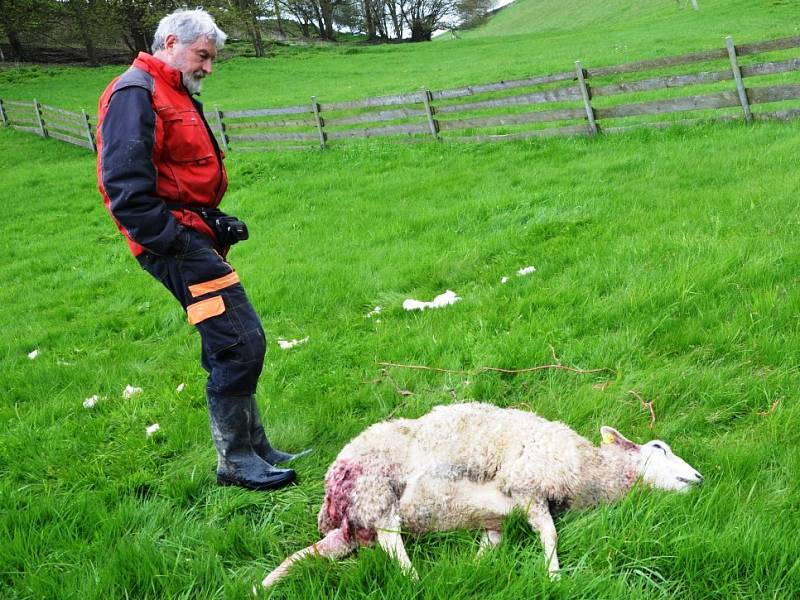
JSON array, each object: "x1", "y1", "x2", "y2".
[{"x1": 261, "y1": 527, "x2": 357, "y2": 589}]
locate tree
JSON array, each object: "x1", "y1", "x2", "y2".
[
  {"x1": 59, "y1": 0, "x2": 113, "y2": 65},
  {"x1": 0, "y1": 0, "x2": 52, "y2": 60},
  {"x1": 109, "y1": 0, "x2": 164, "y2": 55},
  {"x1": 400, "y1": 0, "x2": 457, "y2": 41},
  {"x1": 218, "y1": 0, "x2": 271, "y2": 57}
]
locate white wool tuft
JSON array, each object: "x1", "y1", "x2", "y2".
[
  {"x1": 403, "y1": 290, "x2": 461, "y2": 311},
  {"x1": 277, "y1": 336, "x2": 309, "y2": 350},
  {"x1": 123, "y1": 385, "x2": 143, "y2": 399},
  {"x1": 83, "y1": 395, "x2": 102, "y2": 409}
]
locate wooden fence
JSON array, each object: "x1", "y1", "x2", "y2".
[
  {"x1": 2, "y1": 34, "x2": 800, "y2": 154},
  {"x1": 0, "y1": 98, "x2": 96, "y2": 151}
]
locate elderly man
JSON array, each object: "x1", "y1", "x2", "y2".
[{"x1": 96, "y1": 9, "x2": 307, "y2": 491}]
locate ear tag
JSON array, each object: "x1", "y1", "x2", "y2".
[{"x1": 602, "y1": 431, "x2": 616, "y2": 445}]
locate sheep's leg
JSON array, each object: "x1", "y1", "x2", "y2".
[
  {"x1": 376, "y1": 514, "x2": 418, "y2": 580},
  {"x1": 261, "y1": 527, "x2": 356, "y2": 588},
  {"x1": 477, "y1": 529, "x2": 502, "y2": 555},
  {"x1": 525, "y1": 499, "x2": 560, "y2": 578}
]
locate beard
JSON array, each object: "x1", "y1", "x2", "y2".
[{"x1": 182, "y1": 70, "x2": 205, "y2": 95}]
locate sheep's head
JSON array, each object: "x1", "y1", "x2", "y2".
[{"x1": 600, "y1": 426, "x2": 704, "y2": 492}]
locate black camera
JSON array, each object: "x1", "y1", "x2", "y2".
[{"x1": 213, "y1": 214, "x2": 249, "y2": 246}]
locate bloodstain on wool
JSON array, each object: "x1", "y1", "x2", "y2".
[
  {"x1": 320, "y1": 460, "x2": 377, "y2": 546},
  {"x1": 322, "y1": 460, "x2": 363, "y2": 524}
]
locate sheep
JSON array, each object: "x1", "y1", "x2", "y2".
[{"x1": 262, "y1": 402, "x2": 703, "y2": 587}]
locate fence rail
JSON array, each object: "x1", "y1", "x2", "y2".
[{"x1": 2, "y1": 34, "x2": 800, "y2": 154}]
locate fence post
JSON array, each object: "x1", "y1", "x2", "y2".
[
  {"x1": 310, "y1": 96, "x2": 326, "y2": 149},
  {"x1": 81, "y1": 109, "x2": 96, "y2": 153},
  {"x1": 725, "y1": 36, "x2": 752, "y2": 124},
  {"x1": 421, "y1": 88, "x2": 439, "y2": 140},
  {"x1": 213, "y1": 104, "x2": 228, "y2": 153},
  {"x1": 33, "y1": 98, "x2": 47, "y2": 138},
  {"x1": 575, "y1": 61, "x2": 598, "y2": 135},
  {"x1": 0, "y1": 99, "x2": 7, "y2": 126}
]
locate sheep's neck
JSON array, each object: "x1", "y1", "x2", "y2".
[{"x1": 571, "y1": 446, "x2": 639, "y2": 509}]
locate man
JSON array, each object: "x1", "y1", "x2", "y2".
[{"x1": 96, "y1": 9, "x2": 307, "y2": 491}]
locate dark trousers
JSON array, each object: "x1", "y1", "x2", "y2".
[{"x1": 136, "y1": 231, "x2": 266, "y2": 396}]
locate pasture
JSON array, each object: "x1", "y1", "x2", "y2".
[{"x1": 2, "y1": 0, "x2": 800, "y2": 598}]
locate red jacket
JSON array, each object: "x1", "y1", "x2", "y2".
[{"x1": 96, "y1": 52, "x2": 228, "y2": 256}]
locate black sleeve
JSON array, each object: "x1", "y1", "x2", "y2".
[{"x1": 100, "y1": 85, "x2": 181, "y2": 255}]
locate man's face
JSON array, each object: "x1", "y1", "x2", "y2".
[{"x1": 163, "y1": 34, "x2": 217, "y2": 95}]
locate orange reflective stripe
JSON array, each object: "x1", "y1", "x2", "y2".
[
  {"x1": 187, "y1": 295, "x2": 225, "y2": 325},
  {"x1": 188, "y1": 271, "x2": 240, "y2": 298}
]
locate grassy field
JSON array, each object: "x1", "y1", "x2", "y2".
[
  {"x1": 2, "y1": 1, "x2": 800, "y2": 598},
  {"x1": 1, "y1": 0, "x2": 799, "y2": 111}
]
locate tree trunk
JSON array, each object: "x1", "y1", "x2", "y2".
[
  {"x1": 82, "y1": 31, "x2": 98, "y2": 65},
  {"x1": 362, "y1": 0, "x2": 376, "y2": 40},
  {"x1": 7, "y1": 29, "x2": 24, "y2": 60},
  {"x1": 250, "y1": 13, "x2": 265, "y2": 57},
  {"x1": 318, "y1": 1, "x2": 335, "y2": 40},
  {"x1": 387, "y1": 2, "x2": 401, "y2": 39},
  {"x1": 273, "y1": 0, "x2": 285, "y2": 37}
]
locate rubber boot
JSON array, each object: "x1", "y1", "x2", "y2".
[
  {"x1": 249, "y1": 396, "x2": 313, "y2": 465},
  {"x1": 208, "y1": 393, "x2": 296, "y2": 491}
]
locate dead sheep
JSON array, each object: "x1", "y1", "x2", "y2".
[{"x1": 262, "y1": 402, "x2": 703, "y2": 587}]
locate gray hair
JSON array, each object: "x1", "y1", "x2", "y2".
[{"x1": 151, "y1": 8, "x2": 227, "y2": 52}]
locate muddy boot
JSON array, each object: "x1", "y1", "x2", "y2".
[
  {"x1": 249, "y1": 395, "x2": 313, "y2": 465},
  {"x1": 208, "y1": 393, "x2": 296, "y2": 491}
]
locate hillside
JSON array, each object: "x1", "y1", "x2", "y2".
[{"x1": 1, "y1": 0, "x2": 798, "y2": 111}]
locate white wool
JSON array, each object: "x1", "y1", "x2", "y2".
[
  {"x1": 146, "y1": 423, "x2": 160, "y2": 436},
  {"x1": 123, "y1": 385, "x2": 143, "y2": 399},
  {"x1": 83, "y1": 395, "x2": 101, "y2": 409},
  {"x1": 277, "y1": 336, "x2": 309, "y2": 350},
  {"x1": 403, "y1": 290, "x2": 461, "y2": 311},
  {"x1": 27, "y1": 349, "x2": 39, "y2": 360}
]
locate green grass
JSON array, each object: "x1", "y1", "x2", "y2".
[
  {"x1": 1, "y1": 0, "x2": 798, "y2": 111},
  {"x1": 2, "y1": 1, "x2": 800, "y2": 598}
]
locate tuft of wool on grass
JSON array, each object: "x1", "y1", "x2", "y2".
[
  {"x1": 277, "y1": 337, "x2": 309, "y2": 350},
  {"x1": 83, "y1": 395, "x2": 103, "y2": 409},
  {"x1": 403, "y1": 290, "x2": 461, "y2": 311},
  {"x1": 123, "y1": 385, "x2": 143, "y2": 399}
]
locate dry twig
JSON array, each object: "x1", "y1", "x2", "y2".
[
  {"x1": 758, "y1": 398, "x2": 781, "y2": 416},
  {"x1": 377, "y1": 348, "x2": 614, "y2": 378},
  {"x1": 628, "y1": 390, "x2": 656, "y2": 427}
]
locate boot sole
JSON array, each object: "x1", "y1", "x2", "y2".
[{"x1": 217, "y1": 470, "x2": 297, "y2": 491}]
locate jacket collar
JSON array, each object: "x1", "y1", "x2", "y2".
[{"x1": 132, "y1": 52, "x2": 185, "y2": 92}]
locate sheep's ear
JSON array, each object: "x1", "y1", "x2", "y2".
[{"x1": 600, "y1": 426, "x2": 638, "y2": 451}]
